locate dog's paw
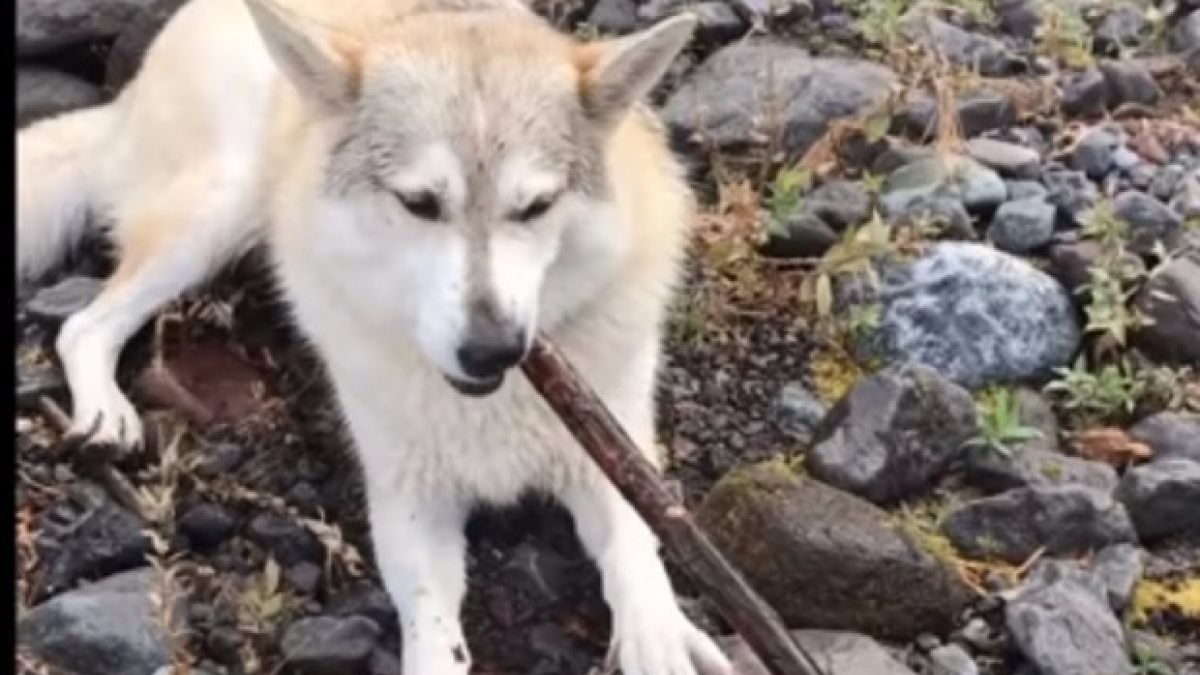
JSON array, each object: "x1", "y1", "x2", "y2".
[
  {"x1": 64, "y1": 387, "x2": 144, "y2": 455},
  {"x1": 611, "y1": 606, "x2": 734, "y2": 675}
]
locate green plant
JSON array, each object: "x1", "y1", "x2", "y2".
[
  {"x1": 964, "y1": 388, "x2": 1043, "y2": 457},
  {"x1": 1035, "y1": 1, "x2": 1093, "y2": 68},
  {"x1": 1132, "y1": 644, "x2": 1177, "y2": 675},
  {"x1": 1045, "y1": 357, "x2": 1146, "y2": 425},
  {"x1": 765, "y1": 164, "x2": 812, "y2": 222},
  {"x1": 799, "y1": 211, "x2": 896, "y2": 319}
]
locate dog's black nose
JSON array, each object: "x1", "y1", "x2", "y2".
[{"x1": 457, "y1": 331, "x2": 527, "y2": 379}]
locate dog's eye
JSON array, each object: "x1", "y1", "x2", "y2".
[
  {"x1": 511, "y1": 195, "x2": 556, "y2": 223},
  {"x1": 397, "y1": 191, "x2": 442, "y2": 221}
]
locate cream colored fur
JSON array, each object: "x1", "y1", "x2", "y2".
[{"x1": 16, "y1": 1, "x2": 733, "y2": 674}]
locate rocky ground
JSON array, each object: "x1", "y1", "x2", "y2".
[{"x1": 14, "y1": 0, "x2": 1200, "y2": 674}]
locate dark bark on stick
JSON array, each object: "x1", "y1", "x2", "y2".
[{"x1": 520, "y1": 337, "x2": 828, "y2": 675}]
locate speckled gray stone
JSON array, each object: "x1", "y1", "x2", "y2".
[{"x1": 835, "y1": 242, "x2": 1081, "y2": 388}]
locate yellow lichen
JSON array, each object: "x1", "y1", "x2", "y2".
[
  {"x1": 1131, "y1": 576, "x2": 1200, "y2": 626},
  {"x1": 808, "y1": 343, "x2": 866, "y2": 405}
]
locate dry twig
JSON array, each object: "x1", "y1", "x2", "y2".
[{"x1": 521, "y1": 337, "x2": 828, "y2": 675}]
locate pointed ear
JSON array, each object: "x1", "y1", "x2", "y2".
[
  {"x1": 576, "y1": 13, "x2": 696, "y2": 127},
  {"x1": 243, "y1": 0, "x2": 362, "y2": 113}
]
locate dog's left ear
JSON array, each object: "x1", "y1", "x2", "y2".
[{"x1": 576, "y1": 13, "x2": 697, "y2": 128}]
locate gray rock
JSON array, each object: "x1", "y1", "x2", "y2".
[
  {"x1": 1091, "y1": 542, "x2": 1142, "y2": 612},
  {"x1": 1061, "y1": 68, "x2": 1109, "y2": 117},
  {"x1": 661, "y1": 41, "x2": 895, "y2": 157},
  {"x1": 963, "y1": 447, "x2": 1118, "y2": 494},
  {"x1": 803, "y1": 180, "x2": 873, "y2": 230},
  {"x1": 882, "y1": 155, "x2": 1007, "y2": 216},
  {"x1": 246, "y1": 512, "x2": 323, "y2": 567},
  {"x1": 995, "y1": 0, "x2": 1042, "y2": 39},
  {"x1": 280, "y1": 615, "x2": 381, "y2": 675},
  {"x1": 696, "y1": 462, "x2": 973, "y2": 640},
  {"x1": 1129, "y1": 412, "x2": 1200, "y2": 464},
  {"x1": 928, "y1": 643, "x2": 980, "y2": 675},
  {"x1": 835, "y1": 242, "x2": 1081, "y2": 389},
  {"x1": 890, "y1": 196, "x2": 975, "y2": 240},
  {"x1": 35, "y1": 482, "x2": 151, "y2": 599},
  {"x1": 25, "y1": 276, "x2": 103, "y2": 323},
  {"x1": 777, "y1": 382, "x2": 828, "y2": 445},
  {"x1": 1133, "y1": 251, "x2": 1200, "y2": 364},
  {"x1": 941, "y1": 485, "x2": 1137, "y2": 563},
  {"x1": 901, "y1": 12, "x2": 1019, "y2": 76},
  {"x1": 1043, "y1": 167, "x2": 1100, "y2": 226},
  {"x1": 19, "y1": 568, "x2": 184, "y2": 675},
  {"x1": 1116, "y1": 458, "x2": 1200, "y2": 542},
  {"x1": 1007, "y1": 180, "x2": 1049, "y2": 201},
  {"x1": 1095, "y1": 3, "x2": 1149, "y2": 54},
  {"x1": 807, "y1": 363, "x2": 977, "y2": 504},
  {"x1": 1170, "y1": 172, "x2": 1200, "y2": 220},
  {"x1": 285, "y1": 562, "x2": 323, "y2": 596},
  {"x1": 1151, "y1": 164, "x2": 1190, "y2": 201},
  {"x1": 1005, "y1": 566, "x2": 1133, "y2": 675},
  {"x1": 1108, "y1": 187, "x2": 1185, "y2": 253},
  {"x1": 1071, "y1": 128, "x2": 1121, "y2": 180},
  {"x1": 896, "y1": 89, "x2": 1017, "y2": 140},
  {"x1": 719, "y1": 630, "x2": 918, "y2": 675},
  {"x1": 587, "y1": 0, "x2": 638, "y2": 33},
  {"x1": 1172, "y1": 10, "x2": 1200, "y2": 53},
  {"x1": 17, "y1": 67, "x2": 103, "y2": 128},
  {"x1": 18, "y1": 0, "x2": 183, "y2": 56},
  {"x1": 1099, "y1": 60, "x2": 1163, "y2": 108},
  {"x1": 1112, "y1": 146, "x2": 1141, "y2": 173},
  {"x1": 966, "y1": 138, "x2": 1041, "y2": 179},
  {"x1": 988, "y1": 197, "x2": 1056, "y2": 254}
]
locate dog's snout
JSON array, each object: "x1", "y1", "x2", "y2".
[{"x1": 457, "y1": 327, "x2": 528, "y2": 379}]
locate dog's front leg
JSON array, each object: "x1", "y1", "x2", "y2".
[
  {"x1": 561, "y1": 477, "x2": 734, "y2": 675},
  {"x1": 366, "y1": 484, "x2": 472, "y2": 675}
]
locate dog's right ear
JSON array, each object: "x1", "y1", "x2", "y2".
[{"x1": 243, "y1": 0, "x2": 362, "y2": 113}]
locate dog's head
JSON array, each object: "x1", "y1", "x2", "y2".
[{"x1": 249, "y1": 0, "x2": 694, "y2": 396}]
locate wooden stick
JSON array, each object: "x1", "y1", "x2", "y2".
[{"x1": 520, "y1": 337, "x2": 828, "y2": 675}]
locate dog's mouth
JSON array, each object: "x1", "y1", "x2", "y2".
[{"x1": 444, "y1": 373, "x2": 505, "y2": 397}]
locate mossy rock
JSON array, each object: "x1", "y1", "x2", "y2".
[{"x1": 695, "y1": 461, "x2": 973, "y2": 641}]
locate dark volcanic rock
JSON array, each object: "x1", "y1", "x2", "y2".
[
  {"x1": 1099, "y1": 60, "x2": 1163, "y2": 108},
  {"x1": 1116, "y1": 458, "x2": 1200, "y2": 542},
  {"x1": 941, "y1": 485, "x2": 1137, "y2": 563},
  {"x1": 17, "y1": 67, "x2": 103, "y2": 128},
  {"x1": 834, "y1": 242, "x2": 1081, "y2": 389},
  {"x1": 35, "y1": 481, "x2": 151, "y2": 599},
  {"x1": 25, "y1": 276, "x2": 103, "y2": 324},
  {"x1": 1129, "y1": 412, "x2": 1200, "y2": 464},
  {"x1": 18, "y1": 0, "x2": 185, "y2": 56},
  {"x1": 1061, "y1": 68, "x2": 1109, "y2": 118},
  {"x1": 881, "y1": 155, "x2": 1007, "y2": 216},
  {"x1": 178, "y1": 503, "x2": 236, "y2": 552},
  {"x1": 245, "y1": 512, "x2": 324, "y2": 567},
  {"x1": 1112, "y1": 190, "x2": 1185, "y2": 255},
  {"x1": 1132, "y1": 253, "x2": 1200, "y2": 364},
  {"x1": 806, "y1": 363, "x2": 977, "y2": 504},
  {"x1": 19, "y1": 568, "x2": 184, "y2": 675},
  {"x1": 662, "y1": 40, "x2": 894, "y2": 157},
  {"x1": 696, "y1": 462, "x2": 973, "y2": 640},
  {"x1": 962, "y1": 447, "x2": 1118, "y2": 494}
]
